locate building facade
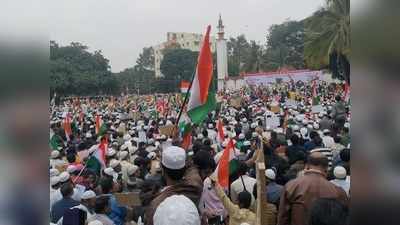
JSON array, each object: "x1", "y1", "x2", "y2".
[{"x1": 153, "y1": 32, "x2": 216, "y2": 78}]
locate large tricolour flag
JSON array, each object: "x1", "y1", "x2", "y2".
[{"x1": 187, "y1": 25, "x2": 216, "y2": 124}]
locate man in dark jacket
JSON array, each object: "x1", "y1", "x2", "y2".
[
  {"x1": 51, "y1": 182, "x2": 80, "y2": 223},
  {"x1": 277, "y1": 152, "x2": 348, "y2": 225}
]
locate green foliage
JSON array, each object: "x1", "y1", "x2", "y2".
[
  {"x1": 304, "y1": 0, "x2": 350, "y2": 82},
  {"x1": 135, "y1": 47, "x2": 155, "y2": 72},
  {"x1": 50, "y1": 41, "x2": 118, "y2": 96},
  {"x1": 261, "y1": 20, "x2": 305, "y2": 71},
  {"x1": 160, "y1": 48, "x2": 199, "y2": 91}
]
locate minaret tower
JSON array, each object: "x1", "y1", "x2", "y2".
[{"x1": 216, "y1": 14, "x2": 228, "y2": 92}]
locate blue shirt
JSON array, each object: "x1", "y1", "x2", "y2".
[
  {"x1": 266, "y1": 182, "x2": 283, "y2": 205},
  {"x1": 107, "y1": 195, "x2": 127, "y2": 225}
]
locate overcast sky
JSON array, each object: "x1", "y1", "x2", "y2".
[{"x1": 49, "y1": 0, "x2": 324, "y2": 72}]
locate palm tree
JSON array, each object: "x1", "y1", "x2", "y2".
[{"x1": 304, "y1": 0, "x2": 350, "y2": 83}]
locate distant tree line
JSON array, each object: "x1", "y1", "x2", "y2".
[{"x1": 51, "y1": 1, "x2": 349, "y2": 97}]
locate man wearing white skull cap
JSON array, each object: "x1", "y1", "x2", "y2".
[
  {"x1": 145, "y1": 146, "x2": 203, "y2": 225},
  {"x1": 153, "y1": 195, "x2": 200, "y2": 225}
]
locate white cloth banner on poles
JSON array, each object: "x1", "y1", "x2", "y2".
[{"x1": 244, "y1": 70, "x2": 323, "y2": 86}]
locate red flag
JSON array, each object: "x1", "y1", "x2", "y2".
[
  {"x1": 217, "y1": 139, "x2": 235, "y2": 188},
  {"x1": 63, "y1": 113, "x2": 72, "y2": 141},
  {"x1": 95, "y1": 114, "x2": 101, "y2": 134},
  {"x1": 343, "y1": 82, "x2": 350, "y2": 103},
  {"x1": 97, "y1": 136, "x2": 108, "y2": 167},
  {"x1": 217, "y1": 119, "x2": 224, "y2": 143}
]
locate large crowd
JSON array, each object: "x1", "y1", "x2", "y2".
[{"x1": 49, "y1": 79, "x2": 350, "y2": 225}]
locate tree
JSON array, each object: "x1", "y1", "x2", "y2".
[
  {"x1": 304, "y1": 0, "x2": 350, "y2": 83},
  {"x1": 160, "y1": 49, "x2": 198, "y2": 92},
  {"x1": 135, "y1": 47, "x2": 155, "y2": 72},
  {"x1": 50, "y1": 41, "x2": 117, "y2": 96},
  {"x1": 261, "y1": 20, "x2": 305, "y2": 71},
  {"x1": 227, "y1": 35, "x2": 251, "y2": 76}
]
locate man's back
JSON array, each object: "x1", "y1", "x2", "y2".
[
  {"x1": 278, "y1": 171, "x2": 348, "y2": 225},
  {"x1": 230, "y1": 175, "x2": 257, "y2": 205},
  {"x1": 51, "y1": 198, "x2": 80, "y2": 223}
]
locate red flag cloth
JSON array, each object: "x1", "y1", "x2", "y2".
[
  {"x1": 63, "y1": 113, "x2": 72, "y2": 141},
  {"x1": 217, "y1": 119, "x2": 224, "y2": 143},
  {"x1": 197, "y1": 25, "x2": 213, "y2": 104},
  {"x1": 98, "y1": 137, "x2": 108, "y2": 165},
  {"x1": 95, "y1": 114, "x2": 101, "y2": 134},
  {"x1": 217, "y1": 139, "x2": 235, "y2": 188}
]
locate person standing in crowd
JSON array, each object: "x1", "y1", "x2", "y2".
[
  {"x1": 264, "y1": 169, "x2": 283, "y2": 207},
  {"x1": 99, "y1": 177, "x2": 128, "y2": 225},
  {"x1": 153, "y1": 195, "x2": 201, "y2": 225},
  {"x1": 330, "y1": 166, "x2": 350, "y2": 197},
  {"x1": 308, "y1": 198, "x2": 349, "y2": 225},
  {"x1": 145, "y1": 146, "x2": 202, "y2": 225},
  {"x1": 278, "y1": 152, "x2": 348, "y2": 225},
  {"x1": 56, "y1": 190, "x2": 97, "y2": 225},
  {"x1": 88, "y1": 195, "x2": 115, "y2": 225},
  {"x1": 230, "y1": 162, "x2": 257, "y2": 208},
  {"x1": 211, "y1": 176, "x2": 256, "y2": 225},
  {"x1": 51, "y1": 182, "x2": 80, "y2": 223},
  {"x1": 330, "y1": 95, "x2": 347, "y2": 129}
]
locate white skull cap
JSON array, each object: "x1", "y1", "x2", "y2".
[
  {"x1": 88, "y1": 220, "x2": 103, "y2": 225},
  {"x1": 161, "y1": 146, "x2": 186, "y2": 170},
  {"x1": 50, "y1": 168, "x2": 60, "y2": 177},
  {"x1": 50, "y1": 150, "x2": 60, "y2": 159},
  {"x1": 103, "y1": 167, "x2": 115, "y2": 176},
  {"x1": 154, "y1": 195, "x2": 200, "y2": 225},
  {"x1": 127, "y1": 164, "x2": 139, "y2": 176},
  {"x1": 59, "y1": 171, "x2": 70, "y2": 183},
  {"x1": 50, "y1": 176, "x2": 60, "y2": 186},
  {"x1": 333, "y1": 166, "x2": 347, "y2": 179},
  {"x1": 265, "y1": 169, "x2": 276, "y2": 180},
  {"x1": 109, "y1": 159, "x2": 120, "y2": 168},
  {"x1": 118, "y1": 151, "x2": 129, "y2": 160}
]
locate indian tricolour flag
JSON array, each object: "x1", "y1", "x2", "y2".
[
  {"x1": 217, "y1": 139, "x2": 238, "y2": 188},
  {"x1": 312, "y1": 79, "x2": 320, "y2": 105},
  {"x1": 217, "y1": 118, "x2": 225, "y2": 143},
  {"x1": 95, "y1": 114, "x2": 107, "y2": 136},
  {"x1": 63, "y1": 113, "x2": 72, "y2": 141},
  {"x1": 186, "y1": 25, "x2": 216, "y2": 124},
  {"x1": 181, "y1": 80, "x2": 190, "y2": 93},
  {"x1": 93, "y1": 137, "x2": 108, "y2": 168}
]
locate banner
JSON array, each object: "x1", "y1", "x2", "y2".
[{"x1": 244, "y1": 70, "x2": 323, "y2": 86}]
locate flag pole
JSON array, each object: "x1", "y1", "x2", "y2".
[{"x1": 175, "y1": 72, "x2": 196, "y2": 129}]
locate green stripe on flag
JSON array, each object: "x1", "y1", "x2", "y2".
[
  {"x1": 98, "y1": 123, "x2": 108, "y2": 137},
  {"x1": 187, "y1": 91, "x2": 216, "y2": 124}
]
